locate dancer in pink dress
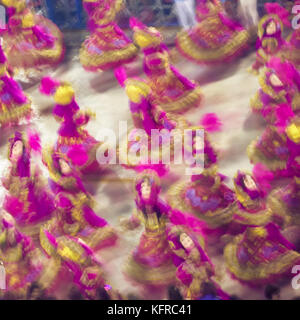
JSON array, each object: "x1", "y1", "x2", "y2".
[{"x1": 80, "y1": 0, "x2": 138, "y2": 72}]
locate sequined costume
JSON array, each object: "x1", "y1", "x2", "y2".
[
  {"x1": 40, "y1": 77, "x2": 106, "y2": 175},
  {"x1": 250, "y1": 57, "x2": 300, "y2": 123},
  {"x1": 0, "y1": 0, "x2": 64, "y2": 75},
  {"x1": 2, "y1": 131, "x2": 54, "y2": 238},
  {"x1": 0, "y1": 218, "x2": 43, "y2": 297},
  {"x1": 176, "y1": 0, "x2": 250, "y2": 65},
  {"x1": 0, "y1": 43, "x2": 32, "y2": 127},
  {"x1": 224, "y1": 224, "x2": 300, "y2": 286},
  {"x1": 116, "y1": 71, "x2": 188, "y2": 174},
  {"x1": 130, "y1": 17, "x2": 202, "y2": 114},
  {"x1": 42, "y1": 148, "x2": 117, "y2": 251},
  {"x1": 39, "y1": 231, "x2": 106, "y2": 299},
  {"x1": 79, "y1": 0, "x2": 138, "y2": 72},
  {"x1": 248, "y1": 116, "x2": 300, "y2": 177},
  {"x1": 251, "y1": 3, "x2": 290, "y2": 73},
  {"x1": 267, "y1": 175, "x2": 299, "y2": 229},
  {"x1": 228, "y1": 171, "x2": 273, "y2": 234},
  {"x1": 167, "y1": 136, "x2": 236, "y2": 232},
  {"x1": 167, "y1": 225, "x2": 215, "y2": 300},
  {"x1": 124, "y1": 170, "x2": 176, "y2": 286}
]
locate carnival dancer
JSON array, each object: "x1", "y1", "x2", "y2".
[
  {"x1": 224, "y1": 224, "x2": 300, "y2": 286},
  {"x1": 39, "y1": 77, "x2": 107, "y2": 175},
  {"x1": 124, "y1": 170, "x2": 176, "y2": 286},
  {"x1": 251, "y1": 3, "x2": 290, "y2": 74},
  {"x1": 176, "y1": 0, "x2": 250, "y2": 65},
  {"x1": 130, "y1": 17, "x2": 202, "y2": 114},
  {"x1": 0, "y1": 43, "x2": 32, "y2": 127},
  {"x1": 79, "y1": 0, "x2": 138, "y2": 72},
  {"x1": 0, "y1": 0, "x2": 64, "y2": 77},
  {"x1": 2, "y1": 131, "x2": 55, "y2": 238},
  {"x1": 42, "y1": 147, "x2": 117, "y2": 252}
]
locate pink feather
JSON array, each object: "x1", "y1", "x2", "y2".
[
  {"x1": 200, "y1": 113, "x2": 222, "y2": 132},
  {"x1": 27, "y1": 128, "x2": 41, "y2": 154},
  {"x1": 114, "y1": 66, "x2": 128, "y2": 88},
  {"x1": 67, "y1": 145, "x2": 89, "y2": 166},
  {"x1": 39, "y1": 76, "x2": 60, "y2": 96}
]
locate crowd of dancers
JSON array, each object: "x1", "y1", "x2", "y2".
[{"x1": 0, "y1": 0, "x2": 299, "y2": 300}]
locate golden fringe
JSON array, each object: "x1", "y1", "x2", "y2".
[
  {"x1": 84, "y1": 226, "x2": 116, "y2": 249},
  {"x1": 0, "y1": 103, "x2": 31, "y2": 125},
  {"x1": 177, "y1": 28, "x2": 249, "y2": 62},
  {"x1": 267, "y1": 189, "x2": 293, "y2": 228},
  {"x1": 247, "y1": 140, "x2": 287, "y2": 171},
  {"x1": 250, "y1": 92, "x2": 263, "y2": 112},
  {"x1": 167, "y1": 181, "x2": 235, "y2": 229},
  {"x1": 37, "y1": 256, "x2": 61, "y2": 290},
  {"x1": 79, "y1": 42, "x2": 138, "y2": 69},
  {"x1": 224, "y1": 235, "x2": 300, "y2": 282},
  {"x1": 155, "y1": 86, "x2": 203, "y2": 113},
  {"x1": 124, "y1": 255, "x2": 176, "y2": 285},
  {"x1": 234, "y1": 208, "x2": 273, "y2": 227}
]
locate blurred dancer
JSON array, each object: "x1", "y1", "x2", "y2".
[{"x1": 174, "y1": 0, "x2": 197, "y2": 30}]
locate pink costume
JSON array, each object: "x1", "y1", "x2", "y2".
[
  {"x1": 2, "y1": 131, "x2": 54, "y2": 238},
  {"x1": 268, "y1": 175, "x2": 300, "y2": 228},
  {"x1": 0, "y1": 44, "x2": 32, "y2": 127},
  {"x1": 251, "y1": 3, "x2": 290, "y2": 73},
  {"x1": 250, "y1": 57, "x2": 300, "y2": 123},
  {"x1": 168, "y1": 137, "x2": 236, "y2": 234},
  {"x1": 167, "y1": 224, "x2": 217, "y2": 300},
  {"x1": 42, "y1": 148, "x2": 117, "y2": 251},
  {"x1": 124, "y1": 170, "x2": 176, "y2": 286},
  {"x1": 176, "y1": 0, "x2": 249, "y2": 65},
  {"x1": 115, "y1": 68, "x2": 187, "y2": 175},
  {"x1": 130, "y1": 17, "x2": 202, "y2": 114},
  {"x1": 224, "y1": 224, "x2": 300, "y2": 286},
  {"x1": 248, "y1": 115, "x2": 300, "y2": 178},
  {"x1": 0, "y1": 0, "x2": 64, "y2": 75},
  {"x1": 39, "y1": 231, "x2": 107, "y2": 299},
  {"x1": 79, "y1": 0, "x2": 138, "y2": 72},
  {"x1": 0, "y1": 218, "x2": 43, "y2": 297},
  {"x1": 40, "y1": 77, "x2": 105, "y2": 175},
  {"x1": 228, "y1": 170, "x2": 274, "y2": 234}
]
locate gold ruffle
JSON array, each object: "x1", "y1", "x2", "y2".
[
  {"x1": 247, "y1": 139, "x2": 287, "y2": 171},
  {"x1": 79, "y1": 41, "x2": 138, "y2": 70},
  {"x1": 153, "y1": 86, "x2": 203, "y2": 114},
  {"x1": 224, "y1": 234, "x2": 300, "y2": 282},
  {"x1": 177, "y1": 26, "x2": 249, "y2": 63},
  {"x1": 84, "y1": 225, "x2": 116, "y2": 249},
  {"x1": 0, "y1": 102, "x2": 31, "y2": 125},
  {"x1": 2, "y1": 15, "x2": 64, "y2": 70},
  {"x1": 167, "y1": 181, "x2": 235, "y2": 229},
  {"x1": 124, "y1": 255, "x2": 176, "y2": 285},
  {"x1": 234, "y1": 208, "x2": 273, "y2": 227}
]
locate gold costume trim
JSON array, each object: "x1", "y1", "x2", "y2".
[
  {"x1": 153, "y1": 86, "x2": 203, "y2": 113},
  {"x1": 79, "y1": 42, "x2": 138, "y2": 70},
  {"x1": 224, "y1": 235, "x2": 300, "y2": 282},
  {"x1": 124, "y1": 255, "x2": 176, "y2": 285},
  {"x1": 167, "y1": 181, "x2": 235, "y2": 229},
  {"x1": 247, "y1": 139, "x2": 287, "y2": 171},
  {"x1": 0, "y1": 102, "x2": 32, "y2": 125},
  {"x1": 177, "y1": 27, "x2": 249, "y2": 63}
]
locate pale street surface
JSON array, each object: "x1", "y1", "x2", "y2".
[{"x1": 0, "y1": 29, "x2": 299, "y2": 300}]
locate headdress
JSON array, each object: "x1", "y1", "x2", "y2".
[{"x1": 130, "y1": 17, "x2": 162, "y2": 49}]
